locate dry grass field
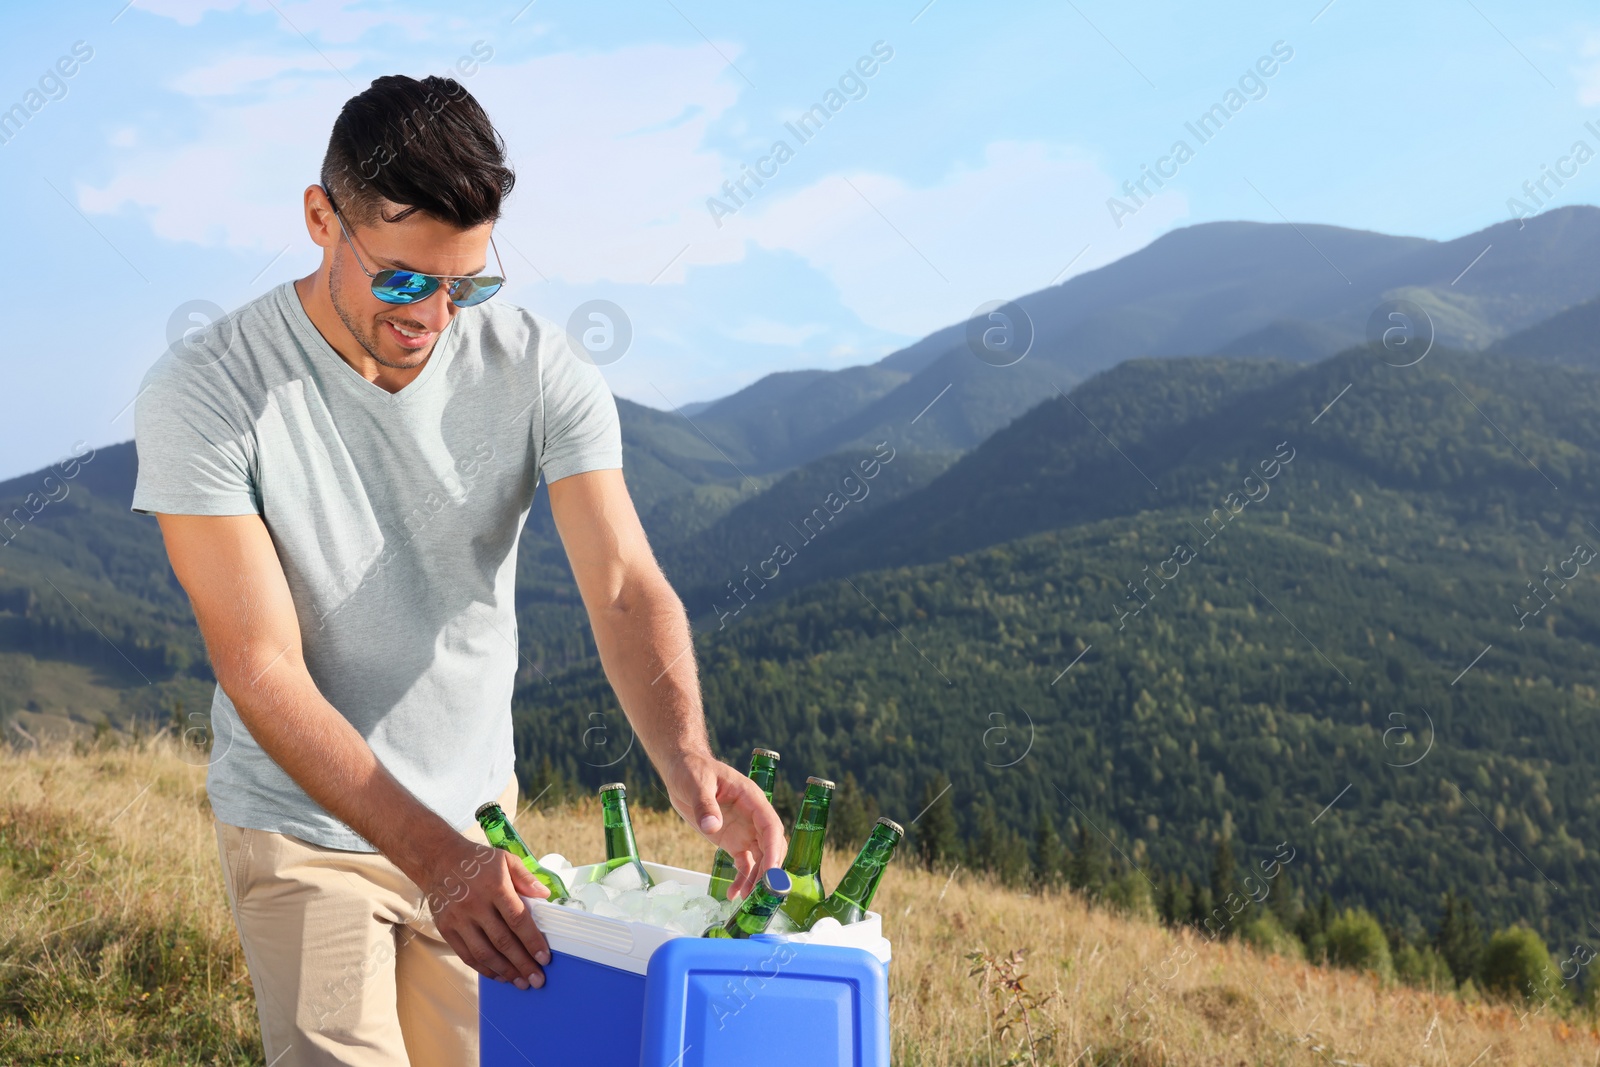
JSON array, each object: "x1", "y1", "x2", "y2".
[{"x1": 0, "y1": 738, "x2": 1593, "y2": 1065}]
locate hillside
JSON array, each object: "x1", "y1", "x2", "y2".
[
  {"x1": 685, "y1": 206, "x2": 1600, "y2": 468},
  {"x1": 514, "y1": 348, "x2": 1600, "y2": 959},
  {"x1": 1, "y1": 740, "x2": 1589, "y2": 1065},
  {"x1": 1488, "y1": 292, "x2": 1600, "y2": 369}
]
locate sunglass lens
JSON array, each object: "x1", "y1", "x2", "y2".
[
  {"x1": 450, "y1": 277, "x2": 504, "y2": 308},
  {"x1": 371, "y1": 270, "x2": 438, "y2": 304}
]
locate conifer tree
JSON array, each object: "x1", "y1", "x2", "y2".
[
  {"x1": 1210, "y1": 836, "x2": 1238, "y2": 909},
  {"x1": 1435, "y1": 892, "x2": 1484, "y2": 986},
  {"x1": 830, "y1": 770, "x2": 877, "y2": 851},
  {"x1": 1033, "y1": 811, "x2": 1065, "y2": 885},
  {"x1": 1067, "y1": 823, "x2": 1107, "y2": 897},
  {"x1": 914, "y1": 773, "x2": 960, "y2": 871}
]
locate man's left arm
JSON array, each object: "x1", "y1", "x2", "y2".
[{"x1": 547, "y1": 468, "x2": 786, "y2": 899}]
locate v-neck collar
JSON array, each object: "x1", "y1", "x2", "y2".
[{"x1": 280, "y1": 280, "x2": 459, "y2": 406}]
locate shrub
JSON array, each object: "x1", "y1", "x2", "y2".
[
  {"x1": 1239, "y1": 909, "x2": 1304, "y2": 959},
  {"x1": 1481, "y1": 926, "x2": 1566, "y2": 1007},
  {"x1": 1325, "y1": 908, "x2": 1393, "y2": 979},
  {"x1": 1394, "y1": 942, "x2": 1455, "y2": 991},
  {"x1": 1102, "y1": 869, "x2": 1157, "y2": 921}
]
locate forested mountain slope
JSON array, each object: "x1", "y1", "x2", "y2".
[{"x1": 513, "y1": 348, "x2": 1600, "y2": 954}]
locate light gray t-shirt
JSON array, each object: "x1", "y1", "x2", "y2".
[{"x1": 133, "y1": 281, "x2": 622, "y2": 851}]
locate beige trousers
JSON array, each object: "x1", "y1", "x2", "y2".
[{"x1": 214, "y1": 779, "x2": 517, "y2": 1067}]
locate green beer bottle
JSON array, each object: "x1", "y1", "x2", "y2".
[
  {"x1": 804, "y1": 817, "x2": 903, "y2": 928},
  {"x1": 598, "y1": 783, "x2": 655, "y2": 888},
  {"x1": 776, "y1": 776, "x2": 834, "y2": 927},
  {"x1": 708, "y1": 747, "x2": 782, "y2": 902},
  {"x1": 474, "y1": 802, "x2": 571, "y2": 902},
  {"x1": 703, "y1": 868, "x2": 793, "y2": 938}
]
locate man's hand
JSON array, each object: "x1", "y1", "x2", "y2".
[
  {"x1": 419, "y1": 835, "x2": 554, "y2": 990},
  {"x1": 663, "y1": 752, "x2": 787, "y2": 900}
]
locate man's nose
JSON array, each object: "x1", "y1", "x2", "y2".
[{"x1": 409, "y1": 287, "x2": 457, "y2": 331}]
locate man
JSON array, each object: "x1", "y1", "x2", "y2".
[{"x1": 133, "y1": 74, "x2": 785, "y2": 1066}]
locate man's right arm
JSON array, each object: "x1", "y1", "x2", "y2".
[{"x1": 156, "y1": 511, "x2": 552, "y2": 990}]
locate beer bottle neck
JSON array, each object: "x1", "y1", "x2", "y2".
[
  {"x1": 830, "y1": 831, "x2": 897, "y2": 912},
  {"x1": 784, "y1": 795, "x2": 830, "y2": 875},
  {"x1": 481, "y1": 812, "x2": 534, "y2": 861},
  {"x1": 602, "y1": 794, "x2": 639, "y2": 859}
]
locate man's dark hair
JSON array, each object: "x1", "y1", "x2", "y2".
[{"x1": 320, "y1": 74, "x2": 514, "y2": 230}]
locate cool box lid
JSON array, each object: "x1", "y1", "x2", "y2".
[{"x1": 639, "y1": 935, "x2": 891, "y2": 1067}]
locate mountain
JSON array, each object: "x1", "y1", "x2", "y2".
[
  {"x1": 684, "y1": 206, "x2": 1600, "y2": 470},
  {"x1": 513, "y1": 347, "x2": 1600, "y2": 954},
  {"x1": 1489, "y1": 291, "x2": 1600, "y2": 368},
  {"x1": 1209, "y1": 318, "x2": 1355, "y2": 361}
]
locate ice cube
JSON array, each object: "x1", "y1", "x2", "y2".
[
  {"x1": 616, "y1": 889, "x2": 650, "y2": 917},
  {"x1": 538, "y1": 853, "x2": 572, "y2": 872},
  {"x1": 590, "y1": 900, "x2": 628, "y2": 920},
  {"x1": 572, "y1": 882, "x2": 611, "y2": 910},
  {"x1": 670, "y1": 912, "x2": 709, "y2": 935},
  {"x1": 600, "y1": 864, "x2": 646, "y2": 892},
  {"x1": 644, "y1": 898, "x2": 680, "y2": 927},
  {"x1": 808, "y1": 916, "x2": 843, "y2": 935},
  {"x1": 647, "y1": 879, "x2": 689, "y2": 898},
  {"x1": 556, "y1": 897, "x2": 587, "y2": 911}
]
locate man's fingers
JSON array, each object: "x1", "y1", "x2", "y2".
[
  {"x1": 727, "y1": 848, "x2": 758, "y2": 901},
  {"x1": 438, "y1": 928, "x2": 480, "y2": 978},
  {"x1": 681, "y1": 780, "x2": 724, "y2": 837},
  {"x1": 455, "y1": 924, "x2": 524, "y2": 987},
  {"x1": 503, "y1": 852, "x2": 549, "y2": 901},
  {"x1": 734, "y1": 777, "x2": 787, "y2": 872},
  {"x1": 483, "y1": 910, "x2": 544, "y2": 989},
  {"x1": 755, "y1": 803, "x2": 786, "y2": 875},
  {"x1": 496, "y1": 884, "x2": 553, "y2": 971}
]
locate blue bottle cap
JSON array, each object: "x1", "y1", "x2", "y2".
[{"x1": 763, "y1": 868, "x2": 792, "y2": 896}]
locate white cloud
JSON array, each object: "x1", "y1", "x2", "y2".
[
  {"x1": 469, "y1": 45, "x2": 747, "y2": 284},
  {"x1": 79, "y1": 40, "x2": 748, "y2": 281},
  {"x1": 170, "y1": 51, "x2": 362, "y2": 95},
  {"x1": 132, "y1": 0, "x2": 429, "y2": 43},
  {"x1": 75, "y1": 30, "x2": 1177, "y2": 371},
  {"x1": 78, "y1": 78, "x2": 348, "y2": 249},
  {"x1": 721, "y1": 141, "x2": 1187, "y2": 337}
]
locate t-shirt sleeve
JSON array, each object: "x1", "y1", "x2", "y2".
[
  {"x1": 130, "y1": 358, "x2": 260, "y2": 516},
  {"x1": 537, "y1": 323, "x2": 624, "y2": 484}
]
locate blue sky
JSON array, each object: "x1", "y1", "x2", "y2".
[{"x1": 4, "y1": 0, "x2": 1600, "y2": 479}]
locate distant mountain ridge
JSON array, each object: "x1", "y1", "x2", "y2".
[{"x1": 685, "y1": 205, "x2": 1600, "y2": 471}]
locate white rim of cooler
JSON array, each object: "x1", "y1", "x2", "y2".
[{"x1": 522, "y1": 860, "x2": 892, "y2": 975}]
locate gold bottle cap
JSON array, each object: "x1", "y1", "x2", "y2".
[
  {"x1": 752, "y1": 747, "x2": 781, "y2": 760},
  {"x1": 806, "y1": 776, "x2": 835, "y2": 789},
  {"x1": 877, "y1": 816, "x2": 905, "y2": 836},
  {"x1": 599, "y1": 782, "x2": 627, "y2": 794}
]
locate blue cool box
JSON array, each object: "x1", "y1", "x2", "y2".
[{"x1": 479, "y1": 861, "x2": 891, "y2": 1067}]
